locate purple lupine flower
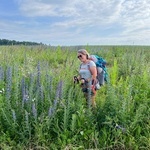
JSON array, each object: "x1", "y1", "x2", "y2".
[
  {"x1": 39, "y1": 85, "x2": 44, "y2": 101},
  {"x1": 21, "y1": 77, "x2": 26, "y2": 107},
  {"x1": 45, "y1": 74, "x2": 50, "y2": 99},
  {"x1": 36, "y1": 62, "x2": 43, "y2": 101},
  {"x1": 25, "y1": 84, "x2": 29, "y2": 101},
  {"x1": 58, "y1": 80, "x2": 63, "y2": 99},
  {"x1": 45, "y1": 74, "x2": 51, "y2": 90},
  {"x1": 47, "y1": 80, "x2": 63, "y2": 118},
  {"x1": 29, "y1": 73, "x2": 36, "y2": 99},
  {"x1": 37, "y1": 61, "x2": 41, "y2": 87},
  {"x1": 53, "y1": 99, "x2": 58, "y2": 108},
  {"x1": 0, "y1": 66, "x2": 4, "y2": 81},
  {"x1": 55, "y1": 82, "x2": 60, "y2": 100},
  {"x1": 29, "y1": 73, "x2": 34, "y2": 87},
  {"x1": 32, "y1": 102, "x2": 37, "y2": 119},
  {"x1": 21, "y1": 77, "x2": 29, "y2": 108},
  {"x1": 55, "y1": 80, "x2": 63, "y2": 100},
  {"x1": 24, "y1": 94, "x2": 29, "y2": 101},
  {"x1": 48, "y1": 107, "x2": 54, "y2": 117},
  {"x1": 6, "y1": 66, "x2": 12, "y2": 101},
  {"x1": 13, "y1": 65, "x2": 20, "y2": 101},
  {"x1": 12, "y1": 109, "x2": 16, "y2": 122},
  {"x1": 49, "y1": 76, "x2": 53, "y2": 99}
]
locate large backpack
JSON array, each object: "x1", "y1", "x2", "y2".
[{"x1": 90, "y1": 55, "x2": 108, "y2": 83}]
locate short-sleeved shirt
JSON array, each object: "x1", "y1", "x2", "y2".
[{"x1": 79, "y1": 60, "x2": 96, "y2": 80}]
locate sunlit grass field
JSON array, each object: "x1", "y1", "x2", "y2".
[{"x1": 0, "y1": 45, "x2": 150, "y2": 150}]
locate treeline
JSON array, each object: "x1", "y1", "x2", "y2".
[{"x1": 0, "y1": 39, "x2": 44, "y2": 46}]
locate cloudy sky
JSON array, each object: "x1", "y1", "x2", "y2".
[{"x1": 0, "y1": 0, "x2": 150, "y2": 45}]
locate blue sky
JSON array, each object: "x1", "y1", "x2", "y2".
[{"x1": 0, "y1": 0, "x2": 150, "y2": 46}]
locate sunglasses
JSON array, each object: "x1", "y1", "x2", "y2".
[{"x1": 77, "y1": 55, "x2": 82, "y2": 58}]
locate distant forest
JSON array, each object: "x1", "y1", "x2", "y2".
[{"x1": 0, "y1": 39, "x2": 44, "y2": 46}]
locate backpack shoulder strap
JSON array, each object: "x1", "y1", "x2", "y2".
[
  {"x1": 79, "y1": 63, "x2": 83, "y2": 69},
  {"x1": 87, "y1": 63, "x2": 91, "y2": 73}
]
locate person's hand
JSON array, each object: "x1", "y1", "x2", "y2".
[
  {"x1": 73, "y1": 76, "x2": 79, "y2": 84},
  {"x1": 80, "y1": 79, "x2": 85, "y2": 84}
]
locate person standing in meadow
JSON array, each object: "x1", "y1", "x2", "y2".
[{"x1": 74, "y1": 49, "x2": 98, "y2": 107}]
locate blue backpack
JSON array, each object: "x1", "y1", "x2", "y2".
[{"x1": 92, "y1": 55, "x2": 108, "y2": 83}]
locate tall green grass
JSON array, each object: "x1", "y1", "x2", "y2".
[{"x1": 0, "y1": 45, "x2": 149, "y2": 149}]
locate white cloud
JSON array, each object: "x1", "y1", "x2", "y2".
[
  {"x1": 122, "y1": 0, "x2": 150, "y2": 17},
  {"x1": 120, "y1": 0, "x2": 150, "y2": 33},
  {"x1": 17, "y1": 0, "x2": 123, "y2": 21},
  {"x1": 1, "y1": 0, "x2": 150, "y2": 45}
]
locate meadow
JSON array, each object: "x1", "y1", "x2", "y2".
[{"x1": 0, "y1": 45, "x2": 149, "y2": 150}]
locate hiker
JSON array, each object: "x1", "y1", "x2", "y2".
[{"x1": 74, "y1": 49, "x2": 98, "y2": 107}]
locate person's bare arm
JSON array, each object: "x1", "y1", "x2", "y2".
[{"x1": 89, "y1": 66, "x2": 97, "y2": 82}]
